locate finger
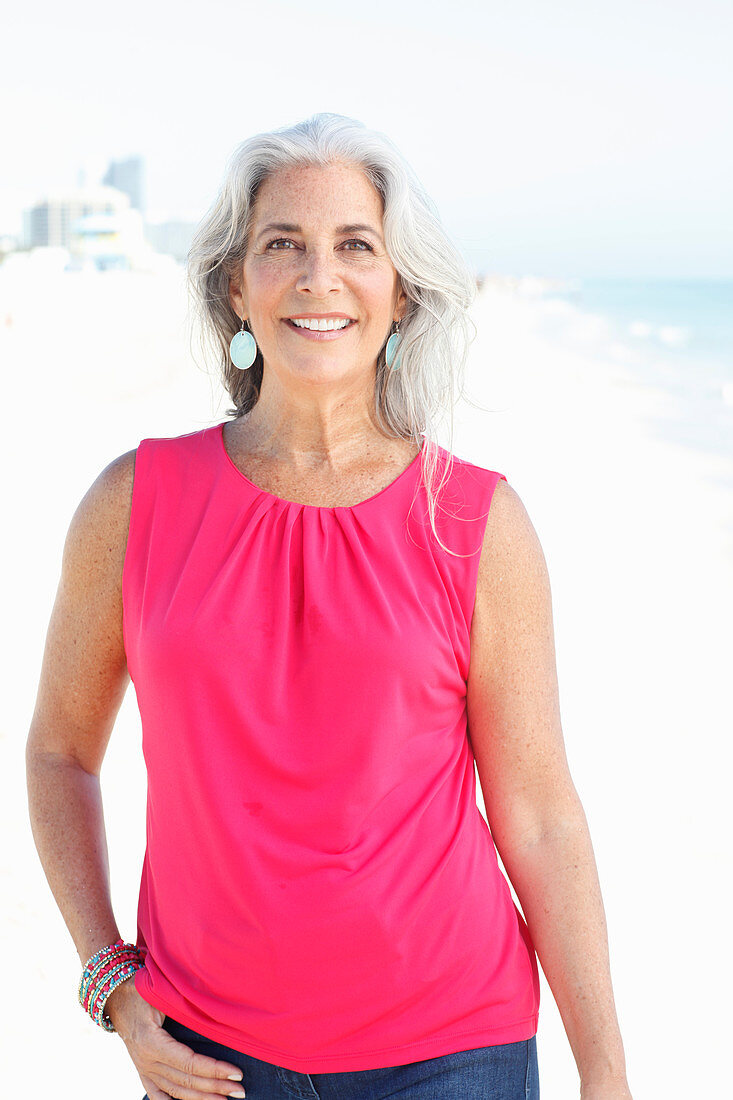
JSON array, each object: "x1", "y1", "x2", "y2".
[
  {"x1": 147, "y1": 1076, "x2": 243, "y2": 1100},
  {"x1": 140, "y1": 1074, "x2": 176, "y2": 1100},
  {"x1": 154, "y1": 1031, "x2": 245, "y2": 1084},
  {"x1": 149, "y1": 1063, "x2": 246, "y2": 1098}
]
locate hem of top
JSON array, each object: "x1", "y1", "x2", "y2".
[{"x1": 134, "y1": 974, "x2": 538, "y2": 1073}]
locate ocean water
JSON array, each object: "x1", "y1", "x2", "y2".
[{"x1": 526, "y1": 278, "x2": 733, "y2": 471}]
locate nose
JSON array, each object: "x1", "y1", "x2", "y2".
[{"x1": 295, "y1": 246, "x2": 342, "y2": 297}]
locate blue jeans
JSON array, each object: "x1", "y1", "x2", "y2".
[{"x1": 143, "y1": 1015, "x2": 540, "y2": 1099}]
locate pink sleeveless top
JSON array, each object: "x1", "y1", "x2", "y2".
[{"x1": 123, "y1": 422, "x2": 540, "y2": 1072}]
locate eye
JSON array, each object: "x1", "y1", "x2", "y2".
[
  {"x1": 265, "y1": 238, "x2": 296, "y2": 250},
  {"x1": 342, "y1": 239, "x2": 372, "y2": 251}
]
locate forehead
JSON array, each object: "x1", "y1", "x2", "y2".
[{"x1": 251, "y1": 163, "x2": 383, "y2": 223}]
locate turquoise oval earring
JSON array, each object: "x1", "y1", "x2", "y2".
[
  {"x1": 230, "y1": 318, "x2": 258, "y2": 370},
  {"x1": 385, "y1": 320, "x2": 402, "y2": 371}
]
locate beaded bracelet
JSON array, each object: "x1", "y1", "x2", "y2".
[
  {"x1": 79, "y1": 943, "x2": 142, "y2": 1010},
  {"x1": 79, "y1": 942, "x2": 144, "y2": 1014},
  {"x1": 79, "y1": 940, "x2": 146, "y2": 1031},
  {"x1": 78, "y1": 939, "x2": 147, "y2": 1032}
]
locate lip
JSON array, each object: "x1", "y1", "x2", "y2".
[{"x1": 286, "y1": 313, "x2": 356, "y2": 321}]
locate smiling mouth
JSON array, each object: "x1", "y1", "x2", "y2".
[
  {"x1": 283, "y1": 318, "x2": 357, "y2": 338},
  {"x1": 283, "y1": 319, "x2": 354, "y2": 330}
]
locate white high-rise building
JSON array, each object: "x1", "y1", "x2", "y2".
[
  {"x1": 25, "y1": 186, "x2": 130, "y2": 250},
  {"x1": 22, "y1": 185, "x2": 172, "y2": 272}
]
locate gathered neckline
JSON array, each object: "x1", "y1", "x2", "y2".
[{"x1": 217, "y1": 423, "x2": 424, "y2": 511}]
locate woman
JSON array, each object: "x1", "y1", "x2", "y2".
[{"x1": 26, "y1": 113, "x2": 632, "y2": 1099}]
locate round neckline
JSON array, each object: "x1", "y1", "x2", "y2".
[{"x1": 217, "y1": 422, "x2": 423, "y2": 511}]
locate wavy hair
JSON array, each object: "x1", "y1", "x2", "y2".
[{"x1": 186, "y1": 111, "x2": 483, "y2": 554}]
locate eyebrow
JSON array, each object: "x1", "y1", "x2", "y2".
[{"x1": 255, "y1": 222, "x2": 383, "y2": 242}]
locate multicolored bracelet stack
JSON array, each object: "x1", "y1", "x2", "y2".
[{"x1": 78, "y1": 938, "x2": 147, "y2": 1032}]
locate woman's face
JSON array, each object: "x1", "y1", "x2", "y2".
[{"x1": 229, "y1": 162, "x2": 406, "y2": 383}]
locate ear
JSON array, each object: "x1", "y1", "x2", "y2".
[
  {"x1": 395, "y1": 281, "x2": 408, "y2": 323},
  {"x1": 228, "y1": 270, "x2": 246, "y2": 318}
]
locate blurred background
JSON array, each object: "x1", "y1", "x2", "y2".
[{"x1": 2, "y1": 1, "x2": 731, "y2": 1096}]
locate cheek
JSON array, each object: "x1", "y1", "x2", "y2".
[
  {"x1": 361, "y1": 272, "x2": 399, "y2": 315},
  {"x1": 243, "y1": 265, "x2": 287, "y2": 310}
]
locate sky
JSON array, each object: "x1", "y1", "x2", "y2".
[{"x1": 1, "y1": 0, "x2": 731, "y2": 277}]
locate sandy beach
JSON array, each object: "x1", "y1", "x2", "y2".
[{"x1": 2, "y1": 262, "x2": 730, "y2": 1097}]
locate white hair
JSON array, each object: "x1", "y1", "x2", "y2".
[{"x1": 186, "y1": 111, "x2": 482, "y2": 554}]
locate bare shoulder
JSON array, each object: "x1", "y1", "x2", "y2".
[
  {"x1": 63, "y1": 448, "x2": 138, "y2": 584},
  {"x1": 475, "y1": 477, "x2": 550, "y2": 602},
  {"x1": 470, "y1": 475, "x2": 555, "y2": 687},
  {"x1": 73, "y1": 447, "x2": 137, "y2": 527}
]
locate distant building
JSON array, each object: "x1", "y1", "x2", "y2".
[
  {"x1": 103, "y1": 156, "x2": 145, "y2": 215},
  {"x1": 144, "y1": 219, "x2": 198, "y2": 265},
  {"x1": 20, "y1": 183, "x2": 178, "y2": 273},
  {"x1": 24, "y1": 186, "x2": 130, "y2": 250},
  {"x1": 69, "y1": 209, "x2": 140, "y2": 271}
]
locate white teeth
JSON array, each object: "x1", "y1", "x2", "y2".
[{"x1": 291, "y1": 317, "x2": 352, "y2": 331}]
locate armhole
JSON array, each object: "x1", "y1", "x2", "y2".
[
  {"x1": 121, "y1": 438, "x2": 149, "y2": 667},
  {"x1": 466, "y1": 470, "x2": 507, "y2": 637}
]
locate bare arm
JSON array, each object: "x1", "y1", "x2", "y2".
[
  {"x1": 26, "y1": 451, "x2": 245, "y2": 1100},
  {"x1": 467, "y1": 480, "x2": 632, "y2": 1100},
  {"x1": 26, "y1": 451, "x2": 135, "y2": 963}
]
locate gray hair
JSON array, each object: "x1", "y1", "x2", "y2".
[{"x1": 186, "y1": 111, "x2": 481, "y2": 554}]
